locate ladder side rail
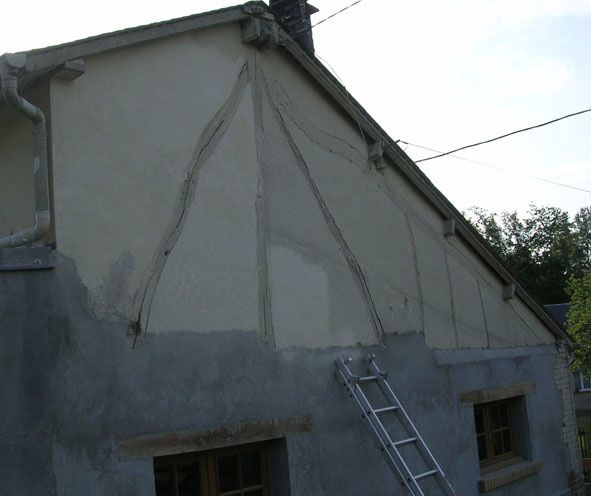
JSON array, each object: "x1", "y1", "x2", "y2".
[
  {"x1": 335, "y1": 359, "x2": 406, "y2": 476},
  {"x1": 369, "y1": 359, "x2": 444, "y2": 463},
  {"x1": 353, "y1": 377, "x2": 426, "y2": 496},
  {"x1": 368, "y1": 360, "x2": 458, "y2": 496},
  {"x1": 336, "y1": 359, "x2": 425, "y2": 496},
  {"x1": 335, "y1": 368, "x2": 412, "y2": 493}
]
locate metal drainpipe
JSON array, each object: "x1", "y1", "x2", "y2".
[{"x1": 0, "y1": 53, "x2": 50, "y2": 248}]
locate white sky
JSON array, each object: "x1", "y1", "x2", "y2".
[{"x1": 2, "y1": 0, "x2": 590, "y2": 216}]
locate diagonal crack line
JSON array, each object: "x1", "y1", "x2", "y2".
[
  {"x1": 264, "y1": 77, "x2": 384, "y2": 340},
  {"x1": 129, "y1": 63, "x2": 249, "y2": 345},
  {"x1": 270, "y1": 81, "x2": 367, "y2": 169}
]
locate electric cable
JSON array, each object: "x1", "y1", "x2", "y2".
[
  {"x1": 414, "y1": 108, "x2": 591, "y2": 163},
  {"x1": 294, "y1": 0, "x2": 365, "y2": 36},
  {"x1": 312, "y1": 0, "x2": 364, "y2": 28},
  {"x1": 400, "y1": 140, "x2": 591, "y2": 194}
]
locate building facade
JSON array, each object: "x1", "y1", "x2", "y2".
[{"x1": 0, "y1": 2, "x2": 583, "y2": 495}]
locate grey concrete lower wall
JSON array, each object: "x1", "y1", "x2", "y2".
[{"x1": 0, "y1": 259, "x2": 572, "y2": 495}]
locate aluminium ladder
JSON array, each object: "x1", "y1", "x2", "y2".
[{"x1": 335, "y1": 355, "x2": 457, "y2": 496}]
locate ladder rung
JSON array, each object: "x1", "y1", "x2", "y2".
[
  {"x1": 374, "y1": 406, "x2": 399, "y2": 415},
  {"x1": 414, "y1": 469, "x2": 439, "y2": 481},
  {"x1": 337, "y1": 356, "x2": 456, "y2": 495},
  {"x1": 357, "y1": 375, "x2": 380, "y2": 383},
  {"x1": 393, "y1": 436, "x2": 417, "y2": 447}
]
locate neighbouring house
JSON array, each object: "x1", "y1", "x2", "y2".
[
  {"x1": 0, "y1": 1, "x2": 583, "y2": 495},
  {"x1": 546, "y1": 303, "x2": 591, "y2": 494}
]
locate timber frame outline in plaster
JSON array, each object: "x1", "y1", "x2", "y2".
[
  {"x1": 249, "y1": 48, "x2": 276, "y2": 348},
  {"x1": 128, "y1": 63, "x2": 249, "y2": 346},
  {"x1": 269, "y1": 81, "x2": 368, "y2": 171},
  {"x1": 263, "y1": 75, "x2": 385, "y2": 341},
  {"x1": 2, "y1": 1, "x2": 568, "y2": 345}
]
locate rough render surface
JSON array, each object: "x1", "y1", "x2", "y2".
[
  {"x1": 45, "y1": 24, "x2": 555, "y2": 350},
  {"x1": 0, "y1": 19, "x2": 578, "y2": 496},
  {"x1": 0, "y1": 261, "x2": 574, "y2": 495}
]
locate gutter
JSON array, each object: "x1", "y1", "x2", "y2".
[{"x1": 0, "y1": 53, "x2": 51, "y2": 247}]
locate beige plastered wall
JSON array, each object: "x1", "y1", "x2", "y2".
[
  {"x1": 0, "y1": 90, "x2": 36, "y2": 237},
  {"x1": 45, "y1": 22, "x2": 555, "y2": 350}
]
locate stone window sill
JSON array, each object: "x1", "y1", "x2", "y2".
[
  {"x1": 478, "y1": 459, "x2": 542, "y2": 493},
  {"x1": 0, "y1": 246, "x2": 56, "y2": 271}
]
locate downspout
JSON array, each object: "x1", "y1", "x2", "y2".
[{"x1": 0, "y1": 53, "x2": 50, "y2": 248}]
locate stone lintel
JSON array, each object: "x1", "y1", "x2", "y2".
[
  {"x1": 460, "y1": 381, "x2": 536, "y2": 405},
  {"x1": 118, "y1": 415, "x2": 312, "y2": 459}
]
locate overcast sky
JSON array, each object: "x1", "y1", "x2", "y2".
[{"x1": 2, "y1": 0, "x2": 589, "y2": 216}]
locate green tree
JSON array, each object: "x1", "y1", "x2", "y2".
[
  {"x1": 466, "y1": 206, "x2": 505, "y2": 256},
  {"x1": 568, "y1": 270, "x2": 591, "y2": 374},
  {"x1": 574, "y1": 207, "x2": 591, "y2": 276},
  {"x1": 465, "y1": 204, "x2": 589, "y2": 305}
]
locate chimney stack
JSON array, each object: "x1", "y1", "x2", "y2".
[{"x1": 269, "y1": 0, "x2": 318, "y2": 56}]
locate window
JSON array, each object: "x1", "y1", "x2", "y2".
[
  {"x1": 574, "y1": 371, "x2": 591, "y2": 392},
  {"x1": 466, "y1": 389, "x2": 540, "y2": 491},
  {"x1": 474, "y1": 400, "x2": 518, "y2": 468},
  {"x1": 154, "y1": 443, "x2": 270, "y2": 496}
]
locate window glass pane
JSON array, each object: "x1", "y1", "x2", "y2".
[
  {"x1": 490, "y1": 406, "x2": 501, "y2": 430},
  {"x1": 477, "y1": 435, "x2": 488, "y2": 461},
  {"x1": 474, "y1": 408, "x2": 484, "y2": 434},
  {"x1": 583, "y1": 375, "x2": 591, "y2": 390},
  {"x1": 241, "y1": 451, "x2": 262, "y2": 488},
  {"x1": 574, "y1": 372, "x2": 583, "y2": 390},
  {"x1": 218, "y1": 454, "x2": 240, "y2": 492},
  {"x1": 500, "y1": 404, "x2": 509, "y2": 427},
  {"x1": 503, "y1": 429, "x2": 513, "y2": 453},
  {"x1": 177, "y1": 462, "x2": 200, "y2": 496},
  {"x1": 492, "y1": 431, "x2": 504, "y2": 456},
  {"x1": 154, "y1": 465, "x2": 175, "y2": 496}
]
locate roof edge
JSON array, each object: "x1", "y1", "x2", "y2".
[
  {"x1": 9, "y1": 3, "x2": 259, "y2": 73},
  {"x1": 276, "y1": 35, "x2": 572, "y2": 346},
  {"x1": 3, "y1": 1, "x2": 571, "y2": 346}
]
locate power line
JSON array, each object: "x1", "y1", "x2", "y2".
[
  {"x1": 297, "y1": 0, "x2": 364, "y2": 34},
  {"x1": 313, "y1": 0, "x2": 364, "y2": 28},
  {"x1": 415, "y1": 107, "x2": 591, "y2": 163},
  {"x1": 315, "y1": 52, "x2": 369, "y2": 149},
  {"x1": 400, "y1": 140, "x2": 591, "y2": 194}
]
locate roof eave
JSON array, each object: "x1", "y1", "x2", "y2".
[
  {"x1": 276, "y1": 34, "x2": 572, "y2": 346},
  {"x1": 3, "y1": 1, "x2": 571, "y2": 347},
  {"x1": 10, "y1": 3, "x2": 256, "y2": 73}
]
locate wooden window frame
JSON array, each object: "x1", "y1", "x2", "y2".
[
  {"x1": 474, "y1": 400, "x2": 518, "y2": 469},
  {"x1": 154, "y1": 442, "x2": 271, "y2": 496},
  {"x1": 154, "y1": 452, "x2": 209, "y2": 496}
]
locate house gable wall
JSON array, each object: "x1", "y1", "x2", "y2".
[
  {"x1": 45, "y1": 27, "x2": 557, "y2": 349},
  {"x1": 0, "y1": 16, "x2": 578, "y2": 496}
]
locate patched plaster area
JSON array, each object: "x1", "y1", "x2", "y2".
[{"x1": 47, "y1": 29, "x2": 556, "y2": 350}]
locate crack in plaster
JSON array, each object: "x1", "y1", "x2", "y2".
[
  {"x1": 507, "y1": 299, "x2": 545, "y2": 343},
  {"x1": 248, "y1": 49, "x2": 275, "y2": 348},
  {"x1": 444, "y1": 249, "x2": 460, "y2": 347},
  {"x1": 264, "y1": 77, "x2": 384, "y2": 341},
  {"x1": 128, "y1": 63, "x2": 249, "y2": 344},
  {"x1": 446, "y1": 238, "x2": 548, "y2": 345},
  {"x1": 477, "y1": 279, "x2": 492, "y2": 348},
  {"x1": 270, "y1": 81, "x2": 368, "y2": 171},
  {"x1": 405, "y1": 214, "x2": 425, "y2": 333}
]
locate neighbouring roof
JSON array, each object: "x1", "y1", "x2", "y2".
[
  {"x1": 0, "y1": 1, "x2": 571, "y2": 345},
  {"x1": 544, "y1": 303, "x2": 570, "y2": 330}
]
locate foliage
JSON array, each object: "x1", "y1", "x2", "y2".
[
  {"x1": 568, "y1": 270, "x2": 591, "y2": 374},
  {"x1": 465, "y1": 204, "x2": 591, "y2": 305}
]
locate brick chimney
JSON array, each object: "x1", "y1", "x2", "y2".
[{"x1": 269, "y1": 0, "x2": 318, "y2": 56}]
